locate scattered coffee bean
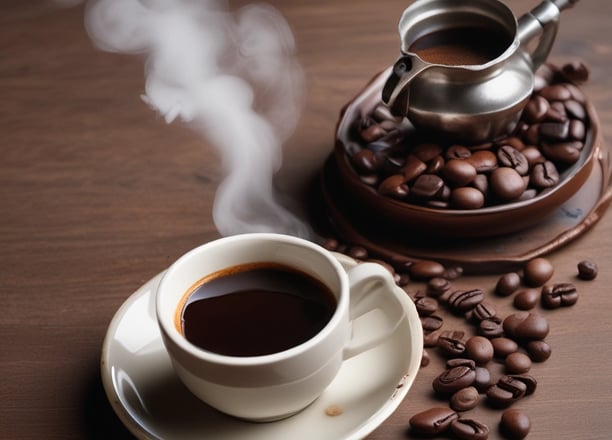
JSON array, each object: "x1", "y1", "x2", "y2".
[
  {"x1": 409, "y1": 407, "x2": 459, "y2": 436},
  {"x1": 450, "y1": 418, "x2": 489, "y2": 440},
  {"x1": 414, "y1": 295, "x2": 439, "y2": 317},
  {"x1": 433, "y1": 363, "x2": 476, "y2": 395},
  {"x1": 437, "y1": 330, "x2": 467, "y2": 357},
  {"x1": 508, "y1": 374, "x2": 537, "y2": 396},
  {"x1": 500, "y1": 408, "x2": 531, "y2": 439},
  {"x1": 525, "y1": 340, "x2": 552, "y2": 362},
  {"x1": 450, "y1": 386, "x2": 480, "y2": 412},
  {"x1": 410, "y1": 260, "x2": 446, "y2": 280},
  {"x1": 486, "y1": 375, "x2": 528, "y2": 407},
  {"x1": 503, "y1": 312, "x2": 550, "y2": 341},
  {"x1": 468, "y1": 302, "x2": 497, "y2": 322},
  {"x1": 523, "y1": 257, "x2": 554, "y2": 286},
  {"x1": 491, "y1": 337, "x2": 519, "y2": 358},
  {"x1": 513, "y1": 288, "x2": 540, "y2": 310},
  {"x1": 421, "y1": 314, "x2": 444, "y2": 332},
  {"x1": 577, "y1": 259, "x2": 598, "y2": 280},
  {"x1": 448, "y1": 289, "x2": 485, "y2": 313},
  {"x1": 421, "y1": 349, "x2": 430, "y2": 368},
  {"x1": 427, "y1": 277, "x2": 452, "y2": 297},
  {"x1": 423, "y1": 330, "x2": 441, "y2": 348},
  {"x1": 474, "y1": 366, "x2": 493, "y2": 393},
  {"x1": 465, "y1": 336, "x2": 494, "y2": 365},
  {"x1": 479, "y1": 316, "x2": 504, "y2": 339},
  {"x1": 496, "y1": 272, "x2": 521, "y2": 296},
  {"x1": 505, "y1": 352, "x2": 532, "y2": 374},
  {"x1": 541, "y1": 282, "x2": 579, "y2": 308}
]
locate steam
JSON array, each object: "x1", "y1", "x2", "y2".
[{"x1": 83, "y1": 0, "x2": 311, "y2": 238}]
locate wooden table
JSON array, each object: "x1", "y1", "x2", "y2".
[{"x1": 1, "y1": 0, "x2": 610, "y2": 438}]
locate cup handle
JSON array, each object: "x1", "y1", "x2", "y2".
[
  {"x1": 517, "y1": 0, "x2": 578, "y2": 71},
  {"x1": 342, "y1": 262, "x2": 407, "y2": 359},
  {"x1": 381, "y1": 53, "x2": 430, "y2": 116}
]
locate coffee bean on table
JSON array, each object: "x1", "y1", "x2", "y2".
[
  {"x1": 433, "y1": 363, "x2": 477, "y2": 395},
  {"x1": 450, "y1": 418, "x2": 489, "y2": 440},
  {"x1": 496, "y1": 272, "x2": 521, "y2": 296},
  {"x1": 513, "y1": 288, "x2": 539, "y2": 310},
  {"x1": 409, "y1": 407, "x2": 459, "y2": 436},
  {"x1": 468, "y1": 301, "x2": 497, "y2": 322},
  {"x1": 505, "y1": 352, "x2": 532, "y2": 374},
  {"x1": 479, "y1": 316, "x2": 504, "y2": 338},
  {"x1": 427, "y1": 277, "x2": 451, "y2": 297},
  {"x1": 414, "y1": 295, "x2": 439, "y2": 317},
  {"x1": 526, "y1": 340, "x2": 552, "y2": 362},
  {"x1": 523, "y1": 257, "x2": 554, "y2": 286},
  {"x1": 448, "y1": 289, "x2": 485, "y2": 312},
  {"x1": 421, "y1": 314, "x2": 444, "y2": 332},
  {"x1": 577, "y1": 259, "x2": 598, "y2": 280},
  {"x1": 450, "y1": 386, "x2": 480, "y2": 412},
  {"x1": 500, "y1": 408, "x2": 531, "y2": 439},
  {"x1": 503, "y1": 312, "x2": 550, "y2": 341},
  {"x1": 508, "y1": 374, "x2": 537, "y2": 395},
  {"x1": 474, "y1": 366, "x2": 493, "y2": 393},
  {"x1": 491, "y1": 337, "x2": 519, "y2": 358},
  {"x1": 437, "y1": 330, "x2": 467, "y2": 357},
  {"x1": 541, "y1": 282, "x2": 579, "y2": 308},
  {"x1": 486, "y1": 375, "x2": 528, "y2": 407},
  {"x1": 465, "y1": 336, "x2": 494, "y2": 365},
  {"x1": 410, "y1": 260, "x2": 446, "y2": 280}
]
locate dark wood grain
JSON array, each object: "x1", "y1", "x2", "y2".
[{"x1": 1, "y1": 1, "x2": 610, "y2": 439}]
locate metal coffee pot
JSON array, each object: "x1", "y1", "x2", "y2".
[{"x1": 382, "y1": 0, "x2": 579, "y2": 143}]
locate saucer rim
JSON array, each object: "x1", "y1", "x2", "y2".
[{"x1": 100, "y1": 252, "x2": 423, "y2": 440}]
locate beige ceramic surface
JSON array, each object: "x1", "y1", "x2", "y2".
[{"x1": 101, "y1": 254, "x2": 423, "y2": 440}]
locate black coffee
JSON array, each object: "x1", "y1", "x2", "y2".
[
  {"x1": 408, "y1": 26, "x2": 511, "y2": 65},
  {"x1": 180, "y1": 262, "x2": 337, "y2": 357}
]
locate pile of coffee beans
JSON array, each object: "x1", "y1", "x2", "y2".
[
  {"x1": 322, "y1": 238, "x2": 599, "y2": 439},
  {"x1": 345, "y1": 62, "x2": 590, "y2": 209}
]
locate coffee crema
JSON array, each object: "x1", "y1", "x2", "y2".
[
  {"x1": 178, "y1": 262, "x2": 337, "y2": 357},
  {"x1": 408, "y1": 27, "x2": 511, "y2": 65}
]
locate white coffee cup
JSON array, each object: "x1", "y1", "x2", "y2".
[{"x1": 156, "y1": 232, "x2": 408, "y2": 421}]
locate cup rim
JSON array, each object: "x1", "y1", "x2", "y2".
[{"x1": 156, "y1": 232, "x2": 350, "y2": 367}]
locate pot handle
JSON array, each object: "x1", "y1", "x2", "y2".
[
  {"x1": 517, "y1": 0, "x2": 579, "y2": 71},
  {"x1": 381, "y1": 53, "x2": 431, "y2": 116}
]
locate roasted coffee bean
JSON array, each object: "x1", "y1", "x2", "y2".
[
  {"x1": 577, "y1": 259, "x2": 598, "y2": 280},
  {"x1": 378, "y1": 174, "x2": 409, "y2": 199},
  {"x1": 421, "y1": 349, "x2": 430, "y2": 368},
  {"x1": 495, "y1": 272, "x2": 521, "y2": 296},
  {"x1": 443, "y1": 265, "x2": 464, "y2": 280},
  {"x1": 442, "y1": 159, "x2": 477, "y2": 186},
  {"x1": 565, "y1": 99, "x2": 586, "y2": 120},
  {"x1": 421, "y1": 314, "x2": 444, "y2": 332},
  {"x1": 523, "y1": 257, "x2": 554, "y2": 286},
  {"x1": 467, "y1": 150, "x2": 498, "y2": 173},
  {"x1": 541, "y1": 282, "x2": 579, "y2": 308},
  {"x1": 450, "y1": 418, "x2": 489, "y2": 440},
  {"x1": 526, "y1": 340, "x2": 552, "y2": 362},
  {"x1": 410, "y1": 260, "x2": 446, "y2": 280},
  {"x1": 486, "y1": 375, "x2": 527, "y2": 407},
  {"x1": 508, "y1": 374, "x2": 537, "y2": 395},
  {"x1": 539, "y1": 84, "x2": 571, "y2": 101},
  {"x1": 414, "y1": 295, "x2": 439, "y2": 317},
  {"x1": 471, "y1": 174, "x2": 489, "y2": 195},
  {"x1": 409, "y1": 407, "x2": 459, "y2": 436},
  {"x1": 450, "y1": 386, "x2": 480, "y2": 412},
  {"x1": 513, "y1": 288, "x2": 540, "y2": 310},
  {"x1": 503, "y1": 312, "x2": 550, "y2": 341},
  {"x1": 423, "y1": 330, "x2": 441, "y2": 348},
  {"x1": 465, "y1": 336, "x2": 494, "y2": 365},
  {"x1": 426, "y1": 154, "x2": 445, "y2": 174},
  {"x1": 520, "y1": 146, "x2": 545, "y2": 167},
  {"x1": 497, "y1": 146, "x2": 529, "y2": 175},
  {"x1": 427, "y1": 277, "x2": 452, "y2": 298},
  {"x1": 474, "y1": 366, "x2": 493, "y2": 392},
  {"x1": 479, "y1": 316, "x2": 504, "y2": 338},
  {"x1": 351, "y1": 148, "x2": 383, "y2": 173},
  {"x1": 446, "y1": 145, "x2": 472, "y2": 160},
  {"x1": 433, "y1": 364, "x2": 476, "y2": 395},
  {"x1": 451, "y1": 187, "x2": 485, "y2": 209},
  {"x1": 400, "y1": 155, "x2": 427, "y2": 181},
  {"x1": 491, "y1": 337, "x2": 519, "y2": 358},
  {"x1": 360, "y1": 122, "x2": 386, "y2": 143},
  {"x1": 412, "y1": 143, "x2": 443, "y2": 162},
  {"x1": 437, "y1": 330, "x2": 467, "y2": 357},
  {"x1": 448, "y1": 289, "x2": 484, "y2": 313},
  {"x1": 490, "y1": 167, "x2": 525, "y2": 201},
  {"x1": 561, "y1": 60, "x2": 589, "y2": 83},
  {"x1": 523, "y1": 95, "x2": 550, "y2": 123},
  {"x1": 505, "y1": 352, "x2": 532, "y2": 374},
  {"x1": 467, "y1": 301, "x2": 497, "y2": 322},
  {"x1": 569, "y1": 119, "x2": 586, "y2": 141},
  {"x1": 530, "y1": 160, "x2": 560, "y2": 189},
  {"x1": 500, "y1": 408, "x2": 531, "y2": 439},
  {"x1": 540, "y1": 141, "x2": 581, "y2": 164}
]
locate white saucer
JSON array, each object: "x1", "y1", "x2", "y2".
[{"x1": 101, "y1": 253, "x2": 423, "y2": 440}]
